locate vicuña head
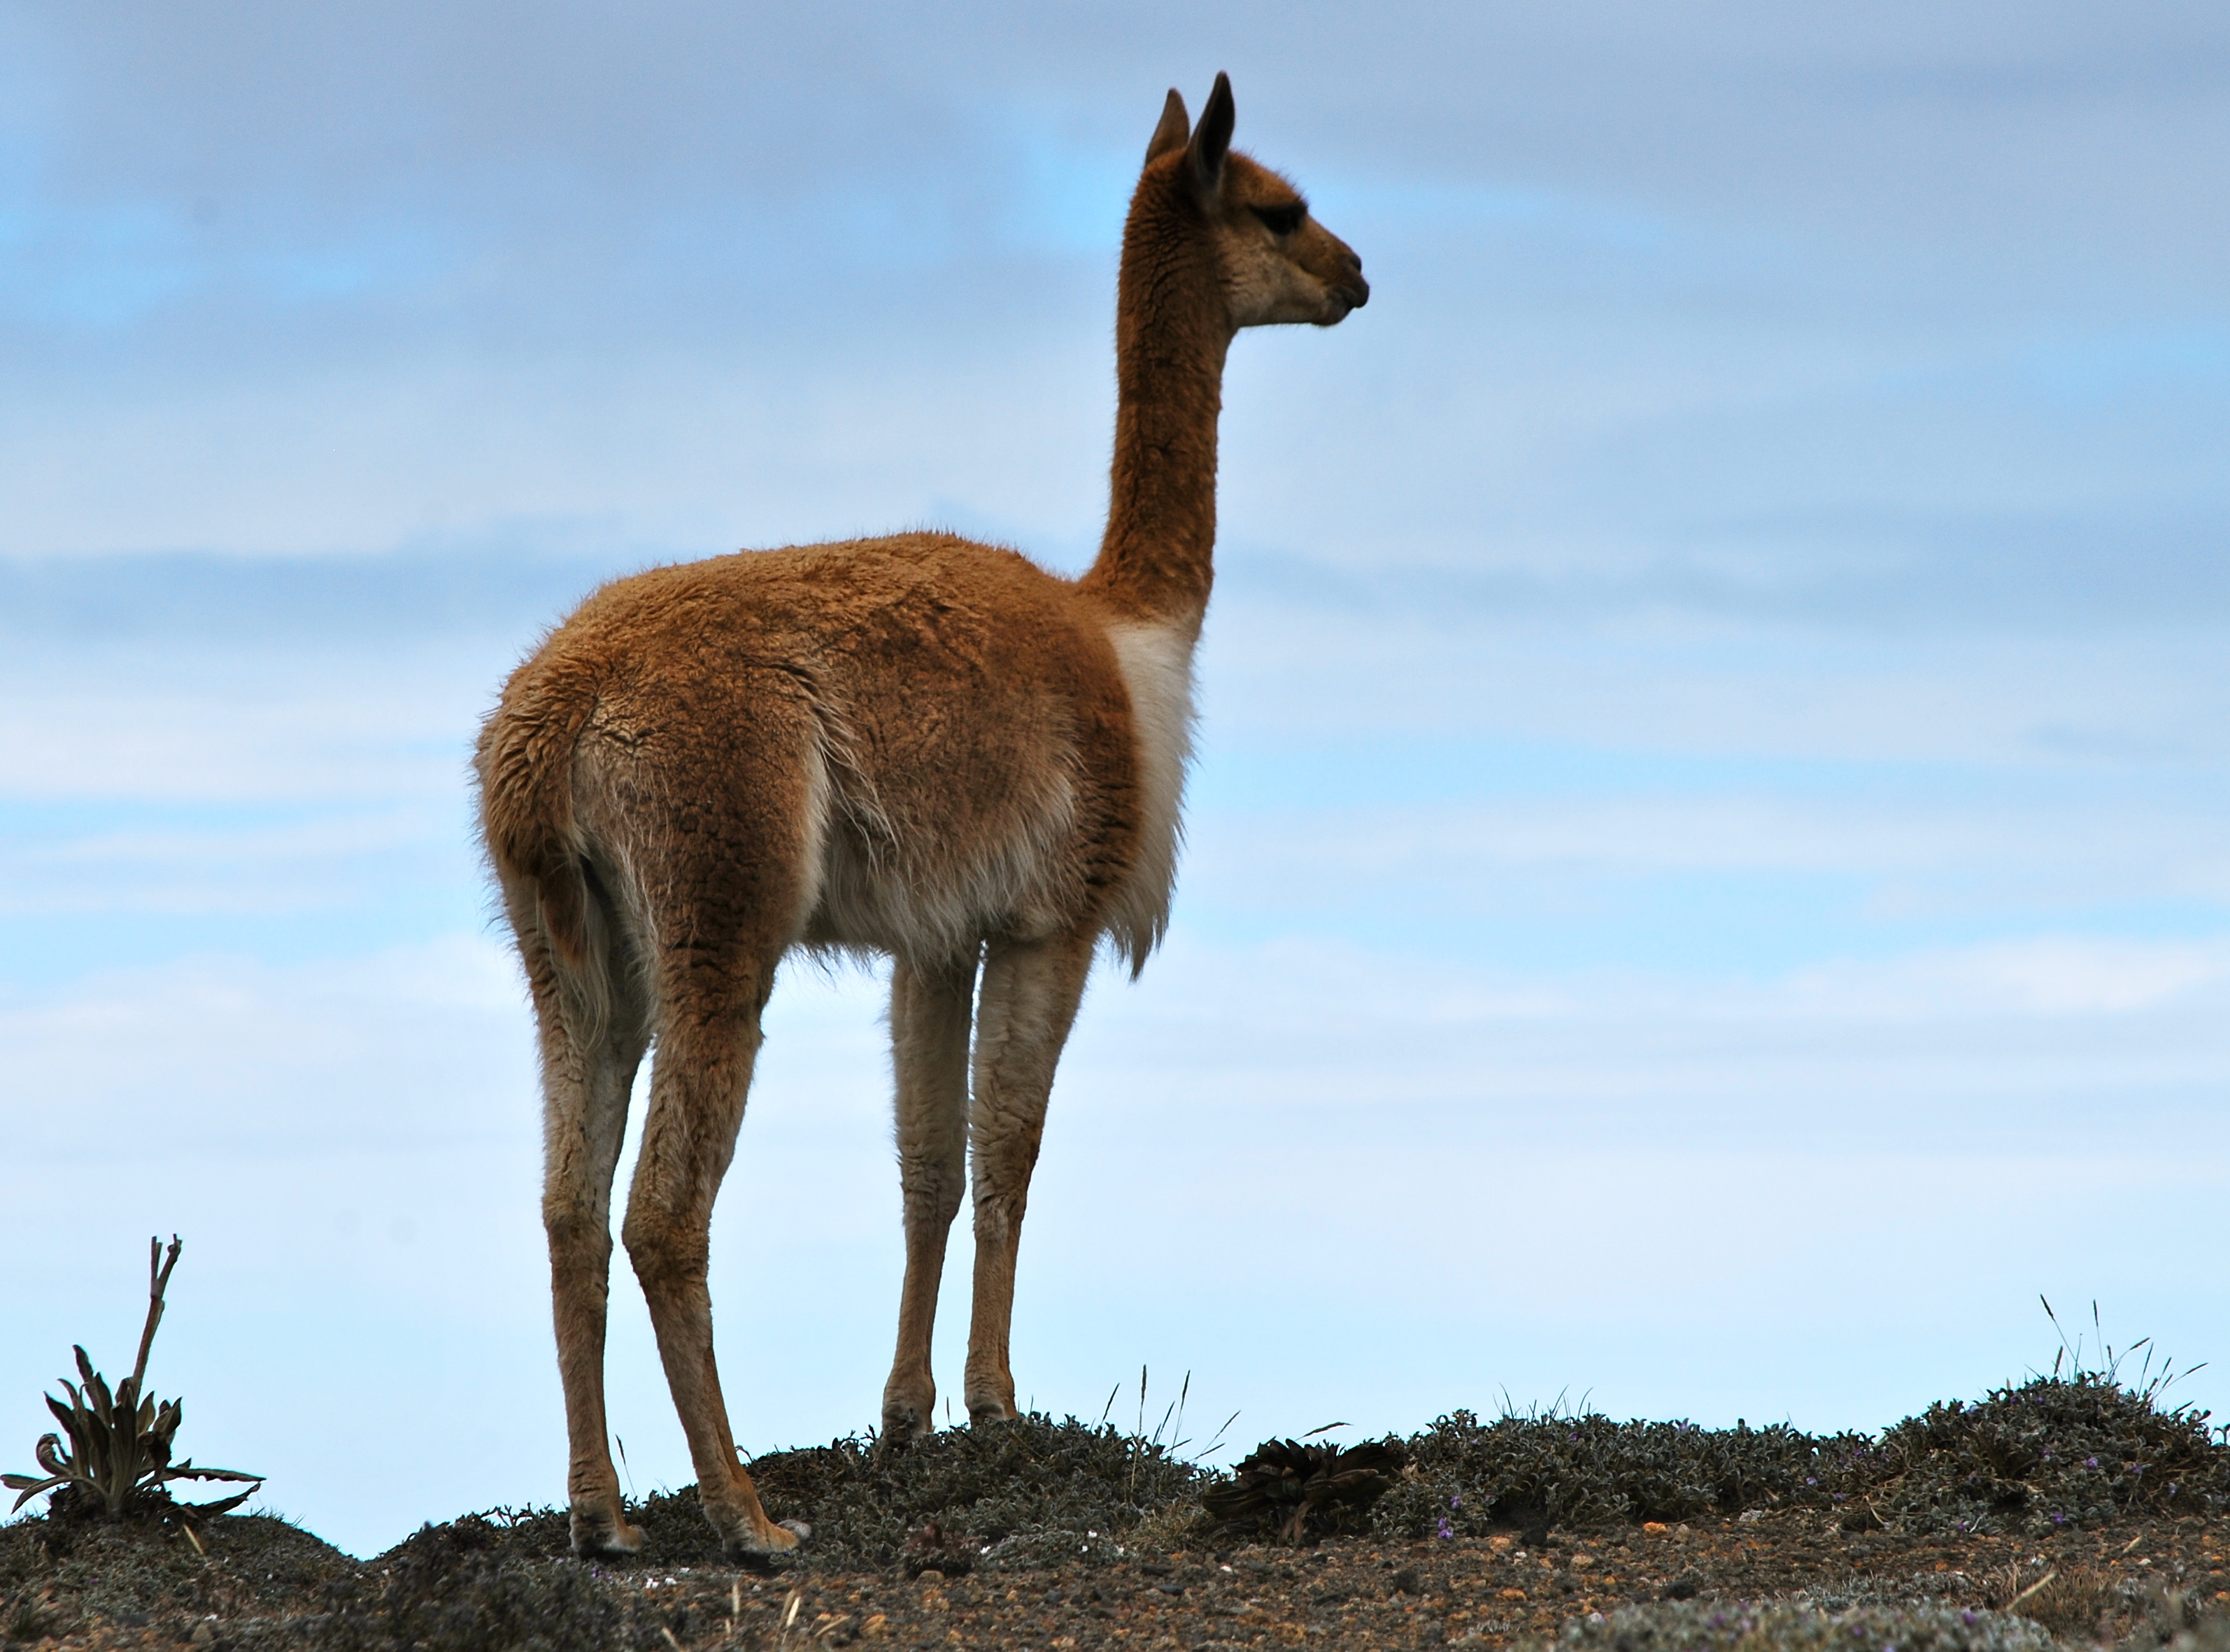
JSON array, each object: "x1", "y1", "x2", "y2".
[
  {"x1": 1137, "y1": 75, "x2": 1368, "y2": 332},
  {"x1": 475, "y1": 71, "x2": 1366, "y2": 1562}
]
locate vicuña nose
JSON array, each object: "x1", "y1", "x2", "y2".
[{"x1": 1343, "y1": 248, "x2": 1369, "y2": 306}]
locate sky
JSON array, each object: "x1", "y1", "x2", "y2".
[{"x1": 3, "y1": 1, "x2": 2226, "y2": 1559}]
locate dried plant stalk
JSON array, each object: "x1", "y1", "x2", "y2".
[{"x1": 3, "y1": 1237, "x2": 262, "y2": 1519}]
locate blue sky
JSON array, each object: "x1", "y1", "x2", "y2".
[{"x1": 3, "y1": 1, "x2": 2227, "y2": 1558}]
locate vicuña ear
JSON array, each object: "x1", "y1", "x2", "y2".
[
  {"x1": 1145, "y1": 89, "x2": 1189, "y2": 164},
  {"x1": 1188, "y1": 71, "x2": 1233, "y2": 199}
]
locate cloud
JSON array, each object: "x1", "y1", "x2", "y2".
[
  {"x1": 0, "y1": 665, "x2": 474, "y2": 803},
  {"x1": 1781, "y1": 934, "x2": 2230, "y2": 1018},
  {"x1": 12, "y1": 3, "x2": 2226, "y2": 281},
  {"x1": 0, "y1": 806, "x2": 452, "y2": 915},
  {"x1": 1190, "y1": 788, "x2": 2230, "y2": 920},
  {"x1": 0, "y1": 937, "x2": 530, "y2": 1155},
  {"x1": 0, "y1": 541, "x2": 622, "y2": 644},
  {"x1": 1202, "y1": 585, "x2": 2230, "y2": 769}
]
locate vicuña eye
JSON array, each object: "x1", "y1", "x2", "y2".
[{"x1": 1252, "y1": 203, "x2": 1307, "y2": 236}]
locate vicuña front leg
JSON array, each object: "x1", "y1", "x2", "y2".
[
  {"x1": 964, "y1": 931, "x2": 1095, "y2": 1423},
  {"x1": 881, "y1": 950, "x2": 978, "y2": 1440},
  {"x1": 623, "y1": 995, "x2": 806, "y2": 1558}
]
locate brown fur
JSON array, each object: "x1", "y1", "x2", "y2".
[{"x1": 474, "y1": 73, "x2": 1365, "y2": 1560}]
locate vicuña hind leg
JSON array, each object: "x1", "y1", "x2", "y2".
[
  {"x1": 881, "y1": 949, "x2": 979, "y2": 1440},
  {"x1": 518, "y1": 916, "x2": 653, "y2": 1559},
  {"x1": 963, "y1": 930, "x2": 1095, "y2": 1423},
  {"x1": 622, "y1": 968, "x2": 806, "y2": 1558}
]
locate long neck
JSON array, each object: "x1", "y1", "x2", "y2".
[{"x1": 1081, "y1": 193, "x2": 1231, "y2": 626}]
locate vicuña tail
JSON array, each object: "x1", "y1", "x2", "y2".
[{"x1": 476, "y1": 663, "x2": 600, "y2": 969}]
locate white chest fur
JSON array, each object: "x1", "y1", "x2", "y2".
[{"x1": 1103, "y1": 619, "x2": 1198, "y2": 974}]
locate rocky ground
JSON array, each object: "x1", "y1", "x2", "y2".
[
  {"x1": 3, "y1": 1502, "x2": 2227, "y2": 1651},
  {"x1": 3, "y1": 1375, "x2": 2227, "y2": 1651}
]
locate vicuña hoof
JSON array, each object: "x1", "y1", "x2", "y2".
[
  {"x1": 881, "y1": 1404, "x2": 932, "y2": 1443},
  {"x1": 964, "y1": 1370, "x2": 1016, "y2": 1425},
  {"x1": 881, "y1": 1372, "x2": 936, "y2": 1443},
  {"x1": 720, "y1": 1514, "x2": 809, "y2": 1563},
  {"x1": 570, "y1": 1508, "x2": 646, "y2": 1558}
]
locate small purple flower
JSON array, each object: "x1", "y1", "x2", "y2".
[
  {"x1": 1963, "y1": 1612, "x2": 1978, "y2": 1627},
  {"x1": 1437, "y1": 1516, "x2": 1454, "y2": 1540},
  {"x1": 2051, "y1": 1511, "x2": 2067, "y2": 1527},
  {"x1": 1805, "y1": 1476, "x2": 1817, "y2": 1486},
  {"x1": 1450, "y1": 1494, "x2": 1463, "y2": 1510},
  {"x1": 1833, "y1": 1493, "x2": 1847, "y2": 1502},
  {"x1": 2085, "y1": 1458, "x2": 2098, "y2": 1469}
]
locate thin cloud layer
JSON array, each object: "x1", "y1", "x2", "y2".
[
  {"x1": 5, "y1": 1, "x2": 2224, "y2": 636},
  {"x1": 11, "y1": 2, "x2": 2225, "y2": 283}
]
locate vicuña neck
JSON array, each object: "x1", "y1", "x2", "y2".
[{"x1": 1081, "y1": 196, "x2": 1231, "y2": 627}]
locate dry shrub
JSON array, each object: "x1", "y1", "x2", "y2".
[{"x1": 1987, "y1": 1564, "x2": 2115, "y2": 1642}]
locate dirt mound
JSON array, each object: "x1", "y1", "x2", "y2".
[
  {"x1": 1872, "y1": 1374, "x2": 2229, "y2": 1533},
  {"x1": 1374, "y1": 1375, "x2": 2230, "y2": 1541},
  {"x1": 0, "y1": 1506, "x2": 351, "y2": 1642},
  {"x1": 319, "y1": 1412, "x2": 1204, "y2": 1578},
  {"x1": 3, "y1": 1380, "x2": 2226, "y2": 1649}
]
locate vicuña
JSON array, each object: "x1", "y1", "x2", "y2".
[{"x1": 476, "y1": 73, "x2": 1368, "y2": 1560}]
